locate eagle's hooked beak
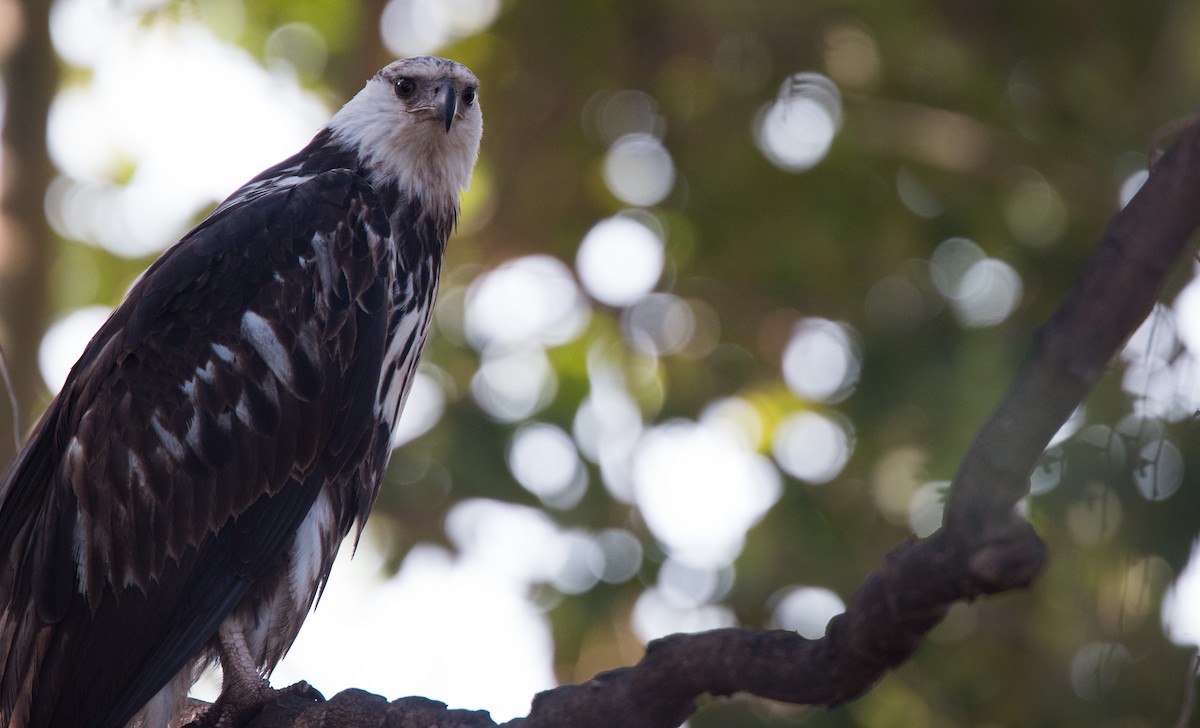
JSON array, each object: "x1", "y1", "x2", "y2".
[{"x1": 435, "y1": 82, "x2": 457, "y2": 133}]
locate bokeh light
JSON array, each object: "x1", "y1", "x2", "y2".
[
  {"x1": 1131, "y1": 435, "x2": 1183, "y2": 501},
  {"x1": 952, "y1": 259, "x2": 1024, "y2": 327},
  {"x1": 1098, "y1": 556, "x2": 1172, "y2": 632},
  {"x1": 49, "y1": 0, "x2": 129, "y2": 68},
  {"x1": 1029, "y1": 447, "x2": 1066, "y2": 495},
  {"x1": 770, "y1": 586, "x2": 846, "y2": 639},
  {"x1": 929, "y1": 237, "x2": 985, "y2": 296},
  {"x1": 573, "y1": 372, "x2": 644, "y2": 503},
  {"x1": 781, "y1": 318, "x2": 860, "y2": 403},
  {"x1": 275, "y1": 524, "x2": 555, "y2": 722},
  {"x1": 632, "y1": 586, "x2": 737, "y2": 643},
  {"x1": 907, "y1": 481, "x2": 946, "y2": 537},
  {"x1": 380, "y1": 0, "x2": 500, "y2": 56},
  {"x1": 632, "y1": 420, "x2": 781, "y2": 568},
  {"x1": 264, "y1": 22, "x2": 328, "y2": 79},
  {"x1": 864, "y1": 261, "x2": 943, "y2": 331},
  {"x1": 1048, "y1": 404, "x2": 1087, "y2": 448},
  {"x1": 1121, "y1": 353, "x2": 1181, "y2": 417},
  {"x1": 391, "y1": 370, "x2": 446, "y2": 448},
  {"x1": 550, "y1": 531, "x2": 605, "y2": 595},
  {"x1": 1131, "y1": 303, "x2": 1179, "y2": 365},
  {"x1": 771, "y1": 411, "x2": 853, "y2": 485},
  {"x1": 930, "y1": 238, "x2": 1023, "y2": 328},
  {"x1": 508, "y1": 423, "x2": 587, "y2": 509},
  {"x1": 603, "y1": 133, "x2": 675, "y2": 207},
  {"x1": 39, "y1": 305, "x2": 111, "y2": 393},
  {"x1": 589, "y1": 529, "x2": 643, "y2": 584},
  {"x1": 583, "y1": 89, "x2": 666, "y2": 144},
  {"x1": 576, "y1": 215, "x2": 665, "y2": 307},
  {"x1": 1004, "y1": 170, "x2": 1067, "y2": 248},
  {"x1": 658, "y1": 558, "x2": 735, "y2": 609},
  {"x1": 871, "y1": 447, "x2": 928, "y2": 525},
  {"x1": 1068, "y1": 642, "x2": 1130, "y2": 701},
  {"x1": 1119, "y1": 169, "x2": 1149, "y2": 208},
  {"x1": 754, "y1": 72, "x2": 842, "y2": 172},
  {"x1": 47, "y1": 2, "x2": 329, "y2": 257},
  {"x1": 1163, "y1": 538, "x2": 1200, "y2": 647},
  {"x1": 445, "y1": 499, "x2": 567, "y2": 584},
  {"x1": 464, "y1": 255, "x2": 591, "y2": 352},
  {"x1": 470, "y1": 346, "x2": 557, "y2": 422},
  {"x1": 1065, "y1": 483, "x2": 1122, "y2": 546},
  {"x1": 822, "y1": 24, "x2": 881, "y2": 90},
  {"x1": 699, "y1": 397, "x2": 764, "y2": 451},
  {"x1": 573, "y1": 380, "x2": 641, "y2": 461},
  {"x1": 896, "y1": 167, "x2": 944, "y2": 219},
  {"x1": 621, "y1": 293, "x2": 695, "y2": 356},
  {"x1": 1076, "y1": 424, "x2": 1127, "y2": 470},
  {"x1": 1171, "y1": 281, "x2": 1200, "y2": 386}
]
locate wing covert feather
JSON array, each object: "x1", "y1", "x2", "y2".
[{"x1": 0, "y1": 167, "x2": 397, "y2": 728}]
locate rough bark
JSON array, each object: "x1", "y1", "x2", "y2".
[{"x1": 182, "y1": 117, "x2": 1200, "y2": 728}]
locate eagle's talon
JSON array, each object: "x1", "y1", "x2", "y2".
[{"x1": 280, "y1": 680, "x2": 326, "y2": 702}]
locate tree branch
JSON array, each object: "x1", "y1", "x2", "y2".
[{"x1": 215, "y1": 118, "x2": 1200, "y2": 728}]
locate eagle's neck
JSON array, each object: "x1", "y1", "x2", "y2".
[
  {"x1": 327, "y1": 82, "x2": 477, "y2": 230},
  {"x1": 237, "y1": 129, "x2": 458, "y2": 241},
  {"x1": 372, "y1": 179, "x2": 455, "y2": 252}
]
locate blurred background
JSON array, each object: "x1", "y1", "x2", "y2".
[{"x1": 3, "y1": 0, "x2": 1200, "y2": 725}]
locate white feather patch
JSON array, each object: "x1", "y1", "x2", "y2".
[
  {"x1": 211, "y1": 342, "x2": 236, "y2": 363},
  {"x1": 235, "y1": 391, "x2": 253, "y2": 427},
  {"x1": 129, "y1": 657, "x2": 205, "y2": 728},
  {"x1": 235, "y1": 487, "x2": 339, "y2": 668},
  {"x1": 328, "y1": 58, "x2": 482, "y2": 219},
  {"x1": 241, "y1": 311, "x2": 295, "y2": 389},
  {"x1": 194, "y1": 359, "x2": 217, "y2": 383},
  {"x1": 151, "y1": 414, "x2": 185, "y2": 461},
  {"x1": 309, "y1": 233, "x2": 337, "y2": 296},
  {"x1": 289, "y1": 488, "x2": 337, "y2": 609},
  {"x1": 184, "y1": 413, "x2": 202, "y2": 453},
  {"x1": 375, "y1": 306, "x2": 424, "y2": 421}
]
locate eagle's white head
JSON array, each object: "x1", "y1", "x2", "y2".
[{"x1": 329, "y1": 56, "x2": 482, "y2": 218}]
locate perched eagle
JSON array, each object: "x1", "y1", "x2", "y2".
[{"x1": 0, "y1": 56, "x2": 482, "y2": 728}]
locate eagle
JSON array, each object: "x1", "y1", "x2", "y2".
[{"x1": 0, "y1": 56, "x2": 482, "y2": 728}]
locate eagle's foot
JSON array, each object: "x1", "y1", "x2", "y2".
[
  {"x1": 193, "y1": 678, "x2": 271, "y2": 728},
  {"x1": 194, "y1": 680, "x2": 325, "y2": 728},
  {"x1": 192, "y1": 625, "x2": 326, "y2": 727}
]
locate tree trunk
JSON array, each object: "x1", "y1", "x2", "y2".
[{"x1": 0, "y1": 0, "x2": 55, "y2": 470}]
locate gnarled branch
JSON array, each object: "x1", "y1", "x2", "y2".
[{"x1": 215, "y1": 117, "x2": 1200, "y2": 728}]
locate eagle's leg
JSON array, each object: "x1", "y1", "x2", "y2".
[{"x1": 196, "y1": 625, "x2": 321, "y2": 727}]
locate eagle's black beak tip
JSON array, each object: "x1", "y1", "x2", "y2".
[{"x1": 437, "y1": 83, "x2": 457, "y2": 133}]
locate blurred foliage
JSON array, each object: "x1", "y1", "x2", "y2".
[{"x1": 17, "y1": 0, "x2": 1200, "y2": 726}]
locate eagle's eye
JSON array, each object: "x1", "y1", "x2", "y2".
[
  {"x1": 395, "y1": 78, "x2": 416, "y2": 98},
  {"x1": 462, "y1": 87, "x2": 477, "y2": 106}
]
